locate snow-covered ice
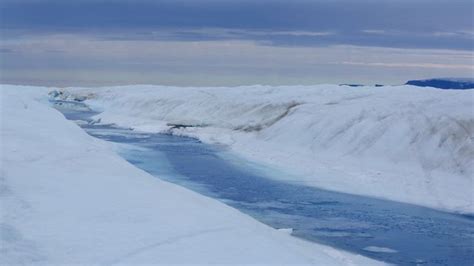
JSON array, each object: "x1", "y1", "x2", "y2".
[
  {"x1": 55, "y1": 84, "x2": 474, "y2": 214},
  {"x1": 363, "y1": 246, "x2": 398, "y2": 254},
  {"x1": 1, "y1": 85, "x2": 381, "y2": 265}
]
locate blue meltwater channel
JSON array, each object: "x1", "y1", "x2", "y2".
[{"x1": 53, "y1": 100, "x2": 474, "y2": 265}]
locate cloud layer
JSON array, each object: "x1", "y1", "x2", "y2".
[{"x1": 0, "y1": 0, "x2": 472, "y2": 86}]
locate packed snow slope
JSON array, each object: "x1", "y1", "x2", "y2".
[
  {"x1": 57, "y1": 84, "x2": 474, "y2": 214},
  {"x1": 1, "y1": 86, "x2": 380, "y2": 265}
]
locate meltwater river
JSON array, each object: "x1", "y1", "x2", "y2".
[{"x1": 53, "y1": 100, "x2": 474, "y2": 265}]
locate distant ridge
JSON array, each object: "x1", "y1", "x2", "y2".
[{"x1": 406, "y1": 78, "x2": 474, "y2": 90}]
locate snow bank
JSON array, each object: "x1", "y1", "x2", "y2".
[
  {"x1": 57, "y1": 84, "x2": 474, "y2": 214},
  {"x1": 1, "y1": 85, "x2": 379, "y2": 265}
]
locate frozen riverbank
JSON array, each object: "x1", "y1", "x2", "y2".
[
  {"x1": 0, "y1": 85, "x2": 379, "y2": 265},
  {"x1": 57, "y1": 84, "x2": 474, "y2": 214},
  {"x1": 52, "y1": 98, "x2": 473, "y2": 265}
]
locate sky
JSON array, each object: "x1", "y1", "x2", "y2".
[{"x1": 0, "y1": 0, "x2": 473, "y2": 86}]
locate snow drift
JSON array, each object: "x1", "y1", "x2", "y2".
[
  {"x1": 1, "y1": 85, "x2": 379, "y2": 265},
  {"x1": 55, "y1": 84, "x2": 474, "y2": 214}
]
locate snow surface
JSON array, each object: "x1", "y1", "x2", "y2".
[
  {"x1": 56, "y1": 84, "x2": 474, "y2": 214},
  {"x1": 1, "y1": 85, "x2": 381, "y2": 265},
  {"x1": 363, "y1": 247, "x2": 398, "y2": 254}
]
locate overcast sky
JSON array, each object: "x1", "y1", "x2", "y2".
[{"x1": 1, "y1": 0, "x2": 473, "y2": 86}]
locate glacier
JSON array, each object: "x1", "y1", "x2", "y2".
[
  {"x1": 55, "y1": 84, "x2": 474, "y2": 214},
  {"x1": 1, "y1": 85, "x2": 381, "y2": 264}
]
